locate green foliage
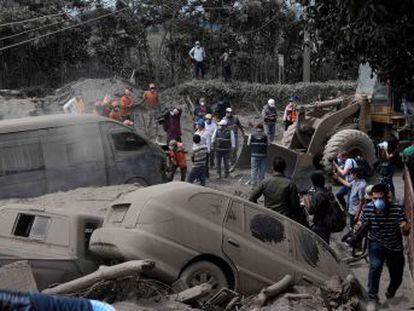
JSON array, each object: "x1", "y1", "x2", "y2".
[{"x1": 309, "y1": 0, "x2": 414, "y2": 92}]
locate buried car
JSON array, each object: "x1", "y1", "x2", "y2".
[
  {"x1": 0, "y1": 204, "x2": 103, "y2": 290},
  {"x1": 89, "y1": 182, "x2": 354, "y2": 295}
]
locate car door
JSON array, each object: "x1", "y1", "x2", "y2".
[
  {"x1": 222, "y1": 199, "x2": 297, "y2": 295},
  {"x1": 288, "y1": 221, "x2": 348, "y2": 285}
]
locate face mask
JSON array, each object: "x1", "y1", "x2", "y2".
[
  {"x1": 206, "y1": 120, "x2": 211, "y2": 124},
  {"x1": 374, "y1": 198, "x2": 386, "y2": 211},
  {"x1": 200, "y1": 102, "x2": 205, "y2": 106}
]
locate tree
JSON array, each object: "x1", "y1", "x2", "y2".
[{"x1": 308, "y1": 0, "x2": 414, "y2": 92}]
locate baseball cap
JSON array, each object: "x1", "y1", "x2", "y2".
[{"x1": 226, "y1": 107, "x2": 232, "y2": 113}]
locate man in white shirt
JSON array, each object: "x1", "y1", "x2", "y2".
[
  {"x1": 204, "y1": 114, "x2": 217, "y2": 168},
  {"x1": 189, "y1": 41, "x2": 206, "y2": 79}
]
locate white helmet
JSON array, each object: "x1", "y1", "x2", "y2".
[
  {"x1": 268, "y1": 99, "x2": 275, "y2": 107},
  {"x1": 218, "y1": 119, "x2": 227, "y2": 126}
]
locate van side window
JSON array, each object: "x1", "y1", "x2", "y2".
[
  {"x1": 13, "y1": 213, "x2": 49, "y2": 240},
  {"x1": 0, "y1": 143, "x2": 44, "y2": 176},
  {"x1": 84, "y1": 221, "x2": 100, "y2": 252},
  {"x1": 111, "y1": 132, "x2": 147, "y2": 151}
]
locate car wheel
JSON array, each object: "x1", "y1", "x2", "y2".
[{"x1": 180, "y1": 261, "x2": 229, "y2": 291}]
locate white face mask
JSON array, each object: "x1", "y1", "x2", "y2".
[{"x1": 200, "y1": 102, "x2": 205, "y2": 106}]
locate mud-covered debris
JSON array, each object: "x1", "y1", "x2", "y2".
[
  {"x1": 175, "y1": 283, "x2": 213, "y2": 304},
  {"x1": 0, "y1": 261, "x2": 38, "y2": 293}
]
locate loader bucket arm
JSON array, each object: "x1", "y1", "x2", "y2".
[
  {"x1": 234, "y1": 138, "x2": 314, "y2": 192},
  {"x1": 307, "y1": 101, "x2": 361, "y2": 156}
]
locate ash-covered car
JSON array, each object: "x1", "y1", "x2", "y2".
[
  {"x1": 0, "y1": 205, "x2": 103, "y2": 290},
  {"x1": 89, "y1": 182, "x2": 354, "y2": 295}
]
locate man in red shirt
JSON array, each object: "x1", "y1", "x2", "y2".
[
  {"x1": 142, "y1": 83, "x2": 160, "y2": 139},
  {"x1": 120, "y1": 87, "x2": 134, "y2": 121}
]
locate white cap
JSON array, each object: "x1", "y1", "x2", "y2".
[
  {"x1": 218, "y1": 120, "x2": 227, "y2": 126},
  {"x1": 268, "y1": 98, "x2": 275, "y2": 106},
  {"x1": 225, "y1": 107, "x2": 232, "y2": 113},
  {"x1": 195, "y1": 41, "x2": 200, "y2": 45}
]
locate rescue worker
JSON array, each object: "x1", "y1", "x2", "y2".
[
  {"x1": 283, "y1": 97, "x2": 298, "y2": 130},
  {"x1": 120, "y1": 87, "x2": 134, "y2": 121},
  {"x1": 247, "y1": 123, "x2": 268, "y2": 186},
  {"x1": 142, "y1": 83, "x2": 160, "y2": 138},
  {"x1": 188, "y1": 41, "x2": 206, "y2": 79},
  {"x1": 212, "y1": 119, "x2": 235, "y2": 179},
  {"x1": 63, "y1": 91, "x2": 85, "y2": 114},
  {"x1": 94, "y1": 95, "x2": 111, "y2": 117},
  {"x1": 249, "y1": 157, "x2": 306, "y2": 225},
  {"x1": 223, "y1": 107, "x2": 245, "y2": 165},
  {"x1": 261, "y1": 98, "x2": 277, "y2": 142},
  {"x1": 356, "y1": 184, "x2": 410, "y2": 310},
  {"x1": 109, "y1": 100, "x2": 122, "y2": 122},
  {"x1": 187, "y1": 134, "x2": 208, "y2": 186},
  {"x1": 167, "y1": 139, "x2": 187, "y2": 181},
  {"x1": 194, "y1": 98, "x2": 212, "y2": 124},
  {"x1": 204, "y1": 113, "x2": 217, "y2": 168}
]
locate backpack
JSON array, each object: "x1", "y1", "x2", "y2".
[
  {"x1": 354, "y1": 157, "x2": 373, "y2": 179},
  {"x1": 326, "y1": 192, "x2": 347, "y2": 233}
]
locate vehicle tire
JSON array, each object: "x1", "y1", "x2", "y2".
[
  {"x1": 179, "y1": 261, "x2": 229, "y2": 292},
  {"x1": 281, "y1": 122, "x2": 299, "y2": 148},
  {"x1": 322, "y1": 129, "x2": 376, "y2": 172}
]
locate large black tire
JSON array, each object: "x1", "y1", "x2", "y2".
[
  {"x1": 179, "y1": 261, "x2": 229, "y2": 293},
  {"x1": 322, "y1": 129, "x2": 376, "y2": 172}
]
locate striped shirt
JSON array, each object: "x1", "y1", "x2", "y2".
[
  {"x1": 361, "y1": 202, "x2": 407, "y2": 251},
  {"x1": 191, "y1": 144, "x2": 208, "y2": 168}
]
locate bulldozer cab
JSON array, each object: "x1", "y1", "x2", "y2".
[{"x1": 356, "y1": 64, "x2": 408, "y2": 131}]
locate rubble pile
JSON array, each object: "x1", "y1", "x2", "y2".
[{"x1": 161, "y1": 79, "x2": 357, "y2": 110}]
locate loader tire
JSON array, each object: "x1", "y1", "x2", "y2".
[
  {"x1": 281, "y1": 122, "x2": 299, "y2": 148},
  {"x1": 322, "y1": 129, "x2": 376, "y2": 172}
]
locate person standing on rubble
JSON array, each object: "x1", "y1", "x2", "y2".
[
  {"x1": 194, "y1": 98, "x2": 212, "y2": 124},
  {"x1": 195, "y1": 119, "x2": 212, "y2": 178},
  {"x1": 283, "y1": 97, "x2": 298, "y2": 130},
  {"x1": 223, "y1": 107, "x2": 245, "y2": 165},
  {"x1": 120, "y1": 87, "x2": 134, "y2": 121},
  {"x1": 163, "y1": 107, "x2": 183, "y2": 143},
  {"x1": 247, "y1": 123, "x2": 268, "y2": 186},
  {"x1": 261, "y1": 99, "x2": 277, "y2": 142},
  {"x1": 220, "y1": 49, "x2": 232, "y2": 82},
  {"x1": 187, "y1": 134, "x2": 208, "y2": 186},
  {"x1": 249, "y1": 157, "x2": 306, "y2": 226},
  {"x1": 142, "y1": 83, "x2": 160, "y2": 138},
  {"x1": 189, "y1": 41, "x2": 206, "y2": 79},
  {"x1": 355, "y1": 183, "x2": 410, "y2": 310},
  {"x1": 205, "y1": 114, "x2": 217, "y2": 168},
  {"x1": 63, "y1": 90, "x2": 85, "y2": 114},
  {"x1": 212, "y1": 119, "x2": 235, "y2": 179},
  {"x1": 109, "y1": 100, "x2": 122, "y2": 122}
]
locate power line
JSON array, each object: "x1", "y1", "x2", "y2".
[
  {"x1": 0, "y1": 8, "x2": 128, "y2": 53},
  {"x1": 0, "y1": 20, "x2": 64, "y2": 42},
  {"x1": 0, "y1": 12, "x2": 67, "y2": 28}
]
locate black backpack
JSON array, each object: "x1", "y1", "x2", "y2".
[
  {"x1": 326, "y1": 192, "x2": 347, "y2": 233},
  {"x1": 354, "y1": 157, "x2": 373, "y2": 179}
]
